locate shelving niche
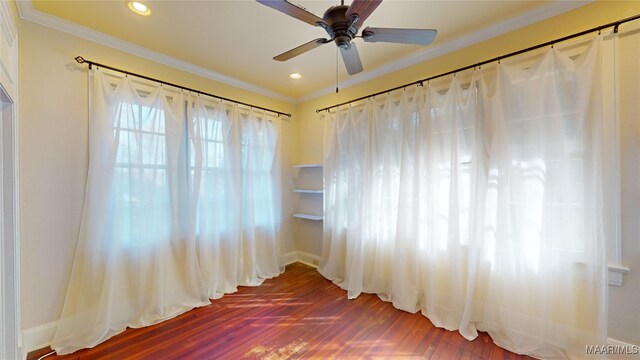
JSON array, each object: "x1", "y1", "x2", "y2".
[{"x1": 292, "y1": 164, "x2": 323, "y2": 221}]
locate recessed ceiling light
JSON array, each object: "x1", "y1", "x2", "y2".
[
  {"x1": 128, "y1": 1, "x2": 151, "y2": 16},
  {"x1": 289, "y1": 73, "x2": 302, "y2": 80}
]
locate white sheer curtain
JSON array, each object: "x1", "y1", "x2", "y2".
[
  {"x1": 53, "y1": 70, "x2": 282, "y2": 354},
  {"x1": 320, "y1": 36, "x2": 607, "y2": 359},
  {"x1": 52, "y1": 70, "x2": 209, "y2": 354},
  {"x1": 189, "y1": 97, "x2": 282, "y2": 299}
]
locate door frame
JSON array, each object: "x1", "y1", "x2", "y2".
[{"x1": 0, "y1": 83, "x2": 20, "y2": 360}]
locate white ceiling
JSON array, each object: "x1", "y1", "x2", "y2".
[{"x1": 23, "y1": 0, "x2": 588, "y2": 102}]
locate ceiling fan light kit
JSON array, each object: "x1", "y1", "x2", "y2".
[{"x1": 257, "y1": 0, "x2": 437, "y2": 75}]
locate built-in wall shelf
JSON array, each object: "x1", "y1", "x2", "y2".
[
  {"x1": 293, "y1": 189, "x2": 323, "y2": 194},
  {"x1": 293, "y1": 164, "x2": 323, "y2": 168},
  {"x1": 293, "y1": 213, "x2": 323, "y2": 221},
  {"x1": 292, "y1": 164, "x2": 323, "y2": 222}
]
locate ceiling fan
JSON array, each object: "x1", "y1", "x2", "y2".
[{"x1": 257, "y1": 0, "x2": 437, "y2": 75}]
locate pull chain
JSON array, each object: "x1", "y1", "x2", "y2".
[{"x1": 336, "y1": 47, "x2": 339, "y2": 93}]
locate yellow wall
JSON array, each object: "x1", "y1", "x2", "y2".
[
  {"x1": 294, "y1": 0, "x2": 640, "y2": 345},
  {"x1": 17, "y1": 0, "x2": 640, "y2": 349}
]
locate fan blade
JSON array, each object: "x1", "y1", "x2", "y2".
[
  {"x1": 362, "y1": 27, "x2": 437, "y2": 45},
  {"x1": 274, "y1": 38, "x2": 329, "y2": 61},
  {"x1": 346, "y1": 0, "x2": 382, "y2": 25},
  {"x1": 340, "y1": 43, "x2": 363, "y2": 75},
  {"x1": 257, "y1": 0, "x2": 327, "y2": 27}
]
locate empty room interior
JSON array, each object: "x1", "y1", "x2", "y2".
[{"x1": 1, "y1": 0, "x2": 640, "y2": 359}]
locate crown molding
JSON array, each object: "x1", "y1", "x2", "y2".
[
  {"x1": 16, "y1": 1, "x2": 296, "y2": 104},
  {"x1": 15, "y1": 0, "x2": 591, "y2": 105},
  {"x1": 296, "y1": 0, "x2": 592, "y2": 103}
]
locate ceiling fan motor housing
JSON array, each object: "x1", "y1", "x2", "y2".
[
  {"x1": 321, "y1": 5, "x2": 359, "y2": 49},
  {"x1": 257, "y1": 0, "x2": 436, "y2": 76}
]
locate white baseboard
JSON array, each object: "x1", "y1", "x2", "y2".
[
  {"x1": 279, "y1": 251, "x2": 321, "y2": 268},
  {"x1": 278, "y1": 251, "x2": 298, "y2": 267},
  {"x1": 21, "y1": 321, "x2": 57, "y2": 359},
  {"x1": 297, "y1": 251, "x2": 321, "y2": 268},
  {"x1": 608, "y1": 337, "x2": 639, "y2": 347}
]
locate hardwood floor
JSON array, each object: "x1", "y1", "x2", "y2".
[{"x1": 29, "y1": 263, "x2": 533, "y2": 360}]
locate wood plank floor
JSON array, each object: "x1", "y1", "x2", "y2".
[{"x1": 29, "y1": 263, "x2": 534, "y2": 360}]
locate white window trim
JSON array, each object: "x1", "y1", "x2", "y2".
[{"x1": 604, "y1": 30, "x2": 630, "y2": 286}]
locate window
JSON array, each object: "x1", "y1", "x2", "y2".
[
  {"x1": 188, "y1": 104, "x2": 279, "y2": 238},
  {"x1": 190, "y1": 106, "x2": 231, "y2": 236},
  {"x1": 112, "y1": 102, "x2": 171, "y2": 247},
  {"x1": 239, "y1": 112, "x2": 277, "y2": 228}
]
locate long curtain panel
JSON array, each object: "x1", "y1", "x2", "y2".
[
  {"x1": 189, "y1": 97, "x2": 282, "y2": 299},
  {"x1": 53, "y1": 70, "x2": 283, "y2": 354},
  {"x1": 320, "y1": 36, "x2": 608, "y2": 359}
]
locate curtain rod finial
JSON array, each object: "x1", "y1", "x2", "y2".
[{"x1": 75, "y1": 56, "x2": 85, "y2": 64}]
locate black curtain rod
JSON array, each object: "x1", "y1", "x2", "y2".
[
  {"x1": 75, "y1": 56, "x2": 292, "y2": 118},
  {"x1": 316, "y1": 13, "x2": 640, "y2": 113}
]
